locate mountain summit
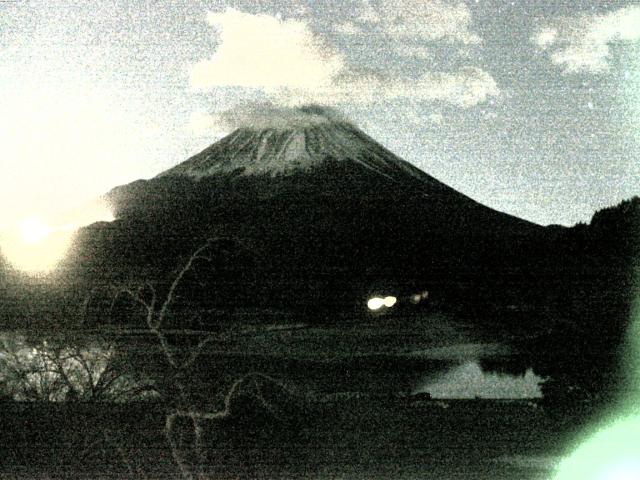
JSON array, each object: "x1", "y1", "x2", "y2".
[{"x1": 158, "y1": 120, "x2": 446, "y2": 193}]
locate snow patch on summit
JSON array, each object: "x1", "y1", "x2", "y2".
[{"x1": 159, "y1": 119, "x2": 436, "y2": 185}]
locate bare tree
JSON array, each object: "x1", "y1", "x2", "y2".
[
  {"x1": 0, "y1": 333, "x2": 157, "y2": 402},
  {"x1": 113, "y1": 237, "x2": 300, "y2": 479}
]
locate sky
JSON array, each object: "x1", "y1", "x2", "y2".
[{"x1": 1, "y1": 0, "x2": 639, "y2": 230}]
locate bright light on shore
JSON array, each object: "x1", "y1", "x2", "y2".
[
  {"x1": 383, "y1": 296, "x2": 397, "y2": 307},
  {"x1": 367, "y1": 298, "x2": 385, "y2": 310},
  {"x1": 367, "y1": 296, "x2": 397, "y2": 311}
]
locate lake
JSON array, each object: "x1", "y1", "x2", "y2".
[{"x1": 0, "y1": 327, "x2": 594, "y2": 479}]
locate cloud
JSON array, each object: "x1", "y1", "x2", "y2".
[
  {"x1": 223, "y1": 66, "x2": 499, "y2": 109},
  {"x1": 532, "y1": 5, "x2": 640, "y2": 74},
  {"x1": 190, "y1": 8, "x2": 344, "y2": 91},
  {"x1": 334, "y1": 21, "x2": 362, "y2": 36},
  {"x1": 325, "y1": 67, "x2": 498, "y2": 108},
  {"x1": 534, "y1": 27, "x2": 558, "y2": 49},
  {"x1": 188, "y1": 110, "x2": 218, "y2": 136},
  {"x1": 414, "y1": 67, "x2": 499, "y2": 107},
  {"x1": 361, "y1": 0, "x2": 481, "y2": 45},
  {"x1": 428, "y1": 112, "x2": 444, "y2": 125},
  {"x1": 190, "y1": 8, "x2": 498, "y2": 110},
  {"x1": 197, "y1": 103, "x2": 348, "y2": 133},
  {"x1": 392, "y1": 43, "x2": 432, "y2": 59},
  {"x1": 358, "y1": 0, "x2": 381, "y2": 24}
]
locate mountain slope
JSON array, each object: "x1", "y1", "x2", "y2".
[
  {"x1": 118, "y1": 119, "x2": 538, "y2": 236},
  {"x1": 156, "y1": 120, "x2": 534, "y2": 224},
  {"x1": 159, "y1": 122, "x2": 443, "y2": 185}
]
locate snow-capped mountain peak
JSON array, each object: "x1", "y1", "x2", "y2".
[{"x1": 158, "y1": 121, "x2": 435, "y2": 186}]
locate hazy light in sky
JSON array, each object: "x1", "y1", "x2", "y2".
[
  {"x1": 0, "y1": 200, "x2": 114, "y2": 275},
  {"x1": 0, "y1": 82, "x2": 155, "y2": 230},
  {"x1": 2, "y1": 227, "x2": 74, "y2": 275},
  {"x1": 18, "y1": 218, "x2": 51, "y2": 245},
  {"x1": 0, "y1": 81, "x2": 146, "y2": 273}
]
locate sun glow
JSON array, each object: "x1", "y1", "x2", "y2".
[
  {"x1": 0, "y1": 82, "x2": 155, "y2": 233},
  {"x1": 0, "y1": 200, "x2": 114, "y2": 275},
  {"x1": 1, "y1": 225, "x2": 74, "y2": 275},
  {"x1": 18, "y1": 218, "x2": 52, "y2": 245}
]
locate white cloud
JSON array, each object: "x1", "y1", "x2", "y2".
[
  {"x1": 428, "y1": 112, "x2": 444, "y2": 124},
  {"x1": 188, "y1": 110, "x2": 217, "y2": 136},
  {"x1": 358, "y1": 0, "x2": 381, "y2": 24},
  {"x1": 364, "y1": 0, "x2": 481, "y2": 45},
  {"x1": 268, "y1": 66, "x2": 497, "y2": 108},
  {"x1": 334, "y1": 21, "x2": 363, "y2": 36},
  {"x1": 549, "y1": 43, "x2": 611, "y2": 73},
  {"x1": 189, "y1": 8, "x2": 497, "y2": 112},
  {"x1": 190, "y1": 8, "x2": 344, "y2": 91},
  {"x1": 534, "y1": 27, "x2": 558, "y2": 49},
  {"x1": 533, "y1": 5, "x2": 640, "y2": 74},
  {"x1": 415, "y1": 67, "x2": 499, "y2": 107}
]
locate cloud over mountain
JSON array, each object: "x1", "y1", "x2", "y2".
[
  {"x1": 189, "y1": 7, "x2": 497, "y2": 109},
  {"x1": 190, "y1": 8, "x2": 344, "y2": 91},
  {"x1": 191, "y1": 103, "x2": 348, "y2": 135}
]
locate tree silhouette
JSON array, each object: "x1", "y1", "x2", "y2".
[
  {"x1": 114, "y1": 237, "x2": 301, "y2": 479},
  {"x1": 0, "y1": 333, "x2": 156, "y2": 402}
]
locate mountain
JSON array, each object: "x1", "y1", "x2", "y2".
[
  {"x1": 72, "y1": 116, "x2": 551, "y2": 324},
  {"x1": 55, "y1": 114, "x2": 556, "y2": 395}
]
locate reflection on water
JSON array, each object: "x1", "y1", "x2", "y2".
[
  {"x1": 0, "y1": 330, "x2": 602, "y2": 479},
  {"x1": 416, "y1": 361, "x2": 543, "y2": 399},
  {"x1": 0, "y1": 332, "x2": 158, "y2": 402}
]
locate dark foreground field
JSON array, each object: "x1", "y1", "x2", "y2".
[{"x1": 0, "y1": 398, "x2": 591, "y2": 480}]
